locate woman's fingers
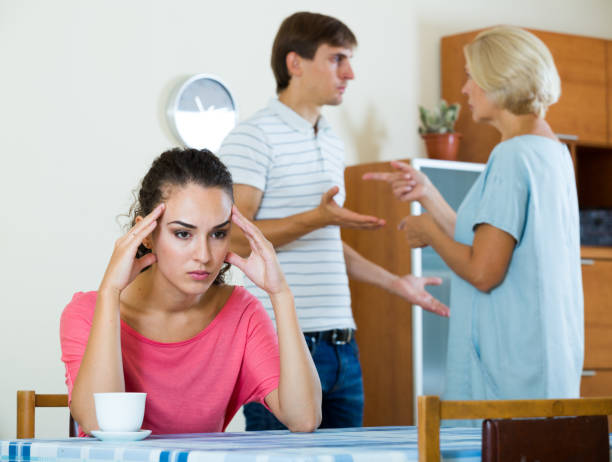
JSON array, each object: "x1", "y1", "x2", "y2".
[
  {"x1": 364, "y1": 169, "x2": 420, "y2": 202},
  {"x1": 243, "y1": 225, "x2": 265, "y2": 256},
  {"x1": 225, "y1": 251, "x2": 246, "y2": 269},
  {"x1": 100, "y1": 204, "x2": 165, "y2": 294},
  {"x1": 119, "y1": 203, "x2": 165, "y2": 254},
  {"x1": 123, "y1": 220, "x2": 158, "y2": 253},
  {"x1": 144, "y1": 202, "x2": 166, "y2": 221},
  {"x1": 231, "y1": 205, "x2": 254, "y2": 234},
  {"x1": 364, "y1": 165, "x2": 419, "y2": 204},
  {"x1": 132, "y1": 252, "x2": 157, "y2": 275},
  {"x1": 390, "y1": 160, "x2": 413, "y2": 173},
  {"x1": 232, "y1": 205, "x2": 269, "y2": 254},
  {"x1": 363, "y1": 171, "x2": 410, "y2": 184},
  {"x1": 126, "y1": 203, "x2": 165, "y2": 241},
  {"x1": 393, "y1": 183, "x2": 413, "y2": 194},
  {"x1": 362, "y1": 171, "x2": 393, "y2": 181},
  {"x1": 231, "y1": 207, "x2": 289, "y2": 295},
  {"x1": 363, "y1": 161, "x2": 413, "y2": 181},
  {"x1": 231, "y1": 208, "x2": 257, "y2": 247},
  {"x1": 399, "y1": 214, "x2": 421, "y2": 232}
]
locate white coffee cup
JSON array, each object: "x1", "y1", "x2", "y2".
[{"x1": 94, "y1": 392, "x2": 146, "y2": 432}]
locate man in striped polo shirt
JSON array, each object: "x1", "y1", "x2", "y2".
[{"x1": 218, "y1": 11, "x2": 448, "y2": 430}]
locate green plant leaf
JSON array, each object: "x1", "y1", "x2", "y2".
[{"x1": 419, "y1": 100, "x2": 461, "y2": 134}]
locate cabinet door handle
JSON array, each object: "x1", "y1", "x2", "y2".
[
  {"x1": 582, "y1": 370, "x2": 597, "y2": 377},
  {"x1": 581, "y1": 259, "x2": 595, "y2": 266}
]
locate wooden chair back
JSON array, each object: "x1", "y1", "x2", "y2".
[
  {"x1": 417, "y1": 395, "x2": 612, "y2": 462},
  {"x1": 481, "y1": 414, "x2": 608, "y2": 461},
  {"x1": 17, "y1": 390, "x2": 76, "y2": 438}
]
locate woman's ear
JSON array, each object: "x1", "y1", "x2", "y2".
[{"x1": 142, "y1": 236, "x2": 152, "y2": 250}]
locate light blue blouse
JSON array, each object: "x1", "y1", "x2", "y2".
[{"x1": 444, "y1": 135, "x2": 584, "y2": 407}]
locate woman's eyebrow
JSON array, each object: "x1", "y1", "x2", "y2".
[
  {"x1": 213, "y1": 219, "x2": 231, "y2": 229},
  {"x1": 168, "y1": 220, "x2": 196, "y2": 229}
]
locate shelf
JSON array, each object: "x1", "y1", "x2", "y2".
[
  {"x1": 581, "y1": 246, "x2": 612, "y2": 260},
  {"x1": 566, "y1": 140, "x2": 612, "y2": 150},
  {"x1": 564, "y1": 141, "x2": 612, "y2": 209}
]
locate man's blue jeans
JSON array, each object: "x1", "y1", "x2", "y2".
[{"x1": 243, "y1": 334, "x2": 364, "y2": 430}]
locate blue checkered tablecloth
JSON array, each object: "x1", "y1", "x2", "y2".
[
  {"x1": 2, "y1": 427, "x2": 478, "y2": 462},
  {"x1": 2, "y1": 426, "x2": 612, "y2": 462}
]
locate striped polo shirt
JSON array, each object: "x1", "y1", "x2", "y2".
[{"x1": 218, "y1": 98, "x2": 355, "y2": 332}]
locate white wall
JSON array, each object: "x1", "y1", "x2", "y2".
[{"x1": 1, "y1": 0, "x2": 611, "y2": 439}]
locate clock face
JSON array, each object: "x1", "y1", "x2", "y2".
[{"x1": 167, "y1": 75, "x2": 238, "y2": 152}]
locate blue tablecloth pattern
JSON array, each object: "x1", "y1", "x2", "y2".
[
  {"x1": 2, "y1": 427, "x2": 480, "y2": 462},
  {"x1": 3, "y1": 426, "x2": 612, "y2": 462}
]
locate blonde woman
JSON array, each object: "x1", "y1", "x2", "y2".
[{"x1": 365, "y1": 26, "x2": 583, "y2": 409}]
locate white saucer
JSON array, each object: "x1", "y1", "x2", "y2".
[{"x1": 91, "y1": 429, "x2": 152, "y2": 442}]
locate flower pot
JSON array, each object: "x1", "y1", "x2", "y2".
[{"x1": 421, "y1": 133, "x2": 462, "y2": 161}]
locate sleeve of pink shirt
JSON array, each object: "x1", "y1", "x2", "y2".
[
  {"x1": 59, "y1": 291, "x2": 96, "y2": 403},
  {"x1": 230, "y1": 288, "x2": 280, "y2": 410}
]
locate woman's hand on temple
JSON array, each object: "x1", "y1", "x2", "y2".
[
  {"x1": 226, "y1": 205, "x2": 289, "y2": 295},
  {"x1": 99, "y1": 203, "x2": 165, "y2": 295},
  {"x1": 362, "y1": 161, "x2": 431, "y2": 202}
]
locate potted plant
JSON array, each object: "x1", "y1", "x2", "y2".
[{"x1": 419, "y1": 100, "x2": 461, "y2": 161}]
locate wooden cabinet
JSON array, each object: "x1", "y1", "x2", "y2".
[
  {"x1": 581, "y1": 369, "x2": 612, "y2": 396},
  {"x1": 541, "y1": 31, "x2": 608, "y2": 144},
  {"x1": 582, "y1": 255, "x2": 612, "y2": 369},
  {"x1": 580, "y1": 247, "x2": 612, "y2": 429},
  {"x1": 342, "y1": 160, "x2": 415, "y2": 426},
  {"x1": 441, "y1": 29, "x2": 612, "y2": 163},
  {"x1": 580, "y1": 247, "x2": 612, "y2": 392},
  {"x1": 608, "y1": 40, "x2": 612, "y2": 151}
]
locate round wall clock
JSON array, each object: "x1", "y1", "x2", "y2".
[{"x1": 166, "y1": 74, "x2": 238, "y2": 152}]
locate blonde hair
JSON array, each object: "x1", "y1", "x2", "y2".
[{"x1": 464, "y1": 26, "x2": 560, "y2": 118}]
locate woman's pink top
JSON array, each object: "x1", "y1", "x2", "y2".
[{"x1": 60, "y1": 286, "x2": 280, "y2": 434}]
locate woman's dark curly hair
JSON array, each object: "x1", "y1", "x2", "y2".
[{"x1": 129, "y1": 147, "x2": 234, "y2": 285}]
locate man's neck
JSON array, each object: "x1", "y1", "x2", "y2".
[{"x1": 278, "y1": 89, "x2": 321, "y2": 129}]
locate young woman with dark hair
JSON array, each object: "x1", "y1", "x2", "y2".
[{"x1": 60, "y1": 148, "x2": 321, "y2": 435}]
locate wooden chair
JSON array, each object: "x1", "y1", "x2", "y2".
[
  {"x1": 17, "y1": 390, "x2": 77, "y2": 438},
  {"x1": 417, "y1": 395, "x2": 612, "y2": 462}
]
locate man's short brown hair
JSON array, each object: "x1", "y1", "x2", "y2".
[{"x1": 271, "y1": 12, "x2": 357, "y2": 93}]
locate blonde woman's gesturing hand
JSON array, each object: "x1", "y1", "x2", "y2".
[
  {"x1": 99, "y1": 203, "x2": 165, "y2": 295},
  {"x1": 226, "y1": 205, "x2": 289, "y2": 295},
  {"x1": 362, "y1": 161, "x2": 431, "y2": 203}
]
